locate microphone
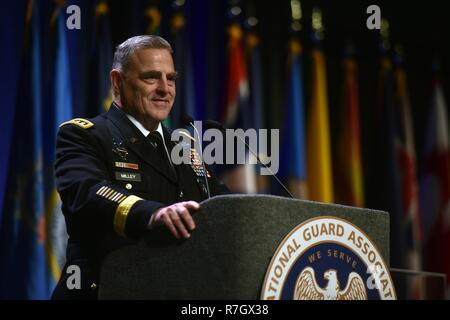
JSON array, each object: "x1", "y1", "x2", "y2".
[
  {"x1": 182, "y1": 114, "x2": 211, "y2": 199},
  {"x1": 204, "y1": 120, "x2": 294, "y2": 199}
]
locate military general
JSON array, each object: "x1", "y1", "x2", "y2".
[{"x1": 51, "y1": 35, "x2": 228, "y2": 299}]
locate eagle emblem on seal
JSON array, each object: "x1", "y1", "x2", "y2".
[{"x1": 294, "y1": 267, "x2": 367, "y2": 300}]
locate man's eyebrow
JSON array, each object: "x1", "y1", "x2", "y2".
[
  {"x1": 167, "y1": 71, "x2": 178, "y2": 78},
  {"x1": 140, "y1": 70, "x2": 161, "y2": 78},
  {"x1": 139, "y1": 70, "x2": 178, "y2": 79}
]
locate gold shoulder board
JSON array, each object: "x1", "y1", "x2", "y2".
[{"x1": 60, "y1": 118, "x2": 94, "y2": 129}]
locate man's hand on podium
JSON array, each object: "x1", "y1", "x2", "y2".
[{"x1": 148, "y1": 201, "x2": 199, "y2": 239}]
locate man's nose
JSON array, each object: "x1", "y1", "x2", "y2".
[{"x1": 156, "y1": 77, "x2": 169, "y2": 94}]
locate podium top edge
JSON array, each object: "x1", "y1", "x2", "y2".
[{"x1": 201, "y1": 194, "x2": 389, "y2": 216}]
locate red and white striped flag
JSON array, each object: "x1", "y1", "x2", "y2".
[
  {"x1": 420, "y1": 76, "x2": 450, "y2": 298},
  {"x1": 393, "y1": 64, "x2": 423, "y2": 298}
]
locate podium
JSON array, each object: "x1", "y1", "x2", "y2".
[{"x1": 98, "y1": 195, "x2": 390, "y2": 299}]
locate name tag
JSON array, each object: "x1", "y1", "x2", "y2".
[{"x1": 115, "y1": 172, "x2": 142, "y2": 182}]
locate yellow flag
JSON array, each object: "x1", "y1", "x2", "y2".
[
  {"x1": 306, "y1": 48, "x2": 334, "y2": 202},
  {"x1": 335, "y1": 57, "x2": 364, "y2": 207}
]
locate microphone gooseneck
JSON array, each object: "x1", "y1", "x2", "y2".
[{"x1": 204, "y1": 120, "x2": 294, "y2": 199}]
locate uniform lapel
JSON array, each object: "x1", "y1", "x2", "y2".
[{"x1": 106, "y1": 105, "x2": 177, "y2": 184}]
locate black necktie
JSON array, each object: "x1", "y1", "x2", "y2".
[{"x1": 147, "y1": 131, "x2": 176, "y2": 179}]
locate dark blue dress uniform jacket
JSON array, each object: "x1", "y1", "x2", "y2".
[{"x1": 51, "y1": 105, "x2": 228, "y2": 299}]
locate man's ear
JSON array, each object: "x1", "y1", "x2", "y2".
[{"x1": 110, "y1": 69, "x2": 122, "y2": 99}]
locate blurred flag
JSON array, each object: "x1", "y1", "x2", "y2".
[
  {"x1": 43, "y1": 2, "x2": 74, "y2": 293},
  {"x1": 222, "y1": 23, "x2": 249, "y2": 129},
  {"x1": 306, "y1": 7, "x2": 333, "y2": 202},
  {"x1": 221, "y1": 21, "x2": 255, "y2": 193},
  {"x1": 306, "y1": 46, "x2": 334, "y2": 203},
  {"x1": 170, "y1": 0, "x2": 197, "y2": 128},
  {"x1": 278, "y1": 37, "x2": 307, "y2": 199},
  {"x1": 145, "y1": 1, "x2": 162, "y2": 35},
  {"x1": 370, "y1": 22, "x2": 416, "y2": 289},
  {"x1": 420, "y1": 71, "x2": 450, "y2": 297},
  {"x1": 374, "y1": 50, "x2": 406, "y2": 271},
  {"x1": 88, "y1": 0, "x2": 113, "y2": 115},
  {"x1": 334, "y1": 48, "x2": 364, "y2": 207},
  {"x1": 246, "y1": 26, "x2": 267, "y2": 192},
  {"x1": 374, "y1": 47, "x2": 423, "y2": 299},
  {"x1": 392, "y1": 52, "x2": 423, "y2": 298},
  {"x1": 0, "y1": 0, "x2": 51, "y2": 299},
  {"x1": 65, "y1": 0, "x2": 90, "y2": 117}
]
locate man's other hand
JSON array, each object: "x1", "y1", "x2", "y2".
[{"x1": 149, "y1": 201, "x2": 200, "y2": 239}]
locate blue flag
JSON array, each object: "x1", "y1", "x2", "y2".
[
  {"x1": 278, "y1": 37, "x2": 307, "y2": 198},
  {"x1": 0, "y1": 0, "x2": 50, "y2": 299},
  {"x1": 374, "y1": 52, "x2": 405, "y2": 272},
  {"x1": 171, "y1": 2, "x2": 198, "y2": 128},
  {"x1": 43, "y1": 5, "x2": 73, "y2": 294},
  {"x1": 88, "y1": 0, "x2": 113, "y2": 115}
]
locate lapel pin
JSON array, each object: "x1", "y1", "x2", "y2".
[{"x1": 112, "y1": 139, "x2": 129, "y2": 161}]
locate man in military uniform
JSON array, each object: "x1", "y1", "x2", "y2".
[{"x1": 51, "y1": 35, "x2": 228, "y2": 299}]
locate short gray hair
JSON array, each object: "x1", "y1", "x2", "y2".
[{"x1": 112, "y1": 35, "x2": 173, "y2": 73}]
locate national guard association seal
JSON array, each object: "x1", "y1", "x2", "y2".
[{"x1": 260, "y1": 216, "x2": 396, "y2": 300}]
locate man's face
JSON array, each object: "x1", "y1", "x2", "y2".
[{"x1": 119, "y1": 48, "x2": 176, "y2": 129}]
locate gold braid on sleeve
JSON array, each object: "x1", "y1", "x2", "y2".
[{"x1": 114, "y1": 195, "x2": 143, "y2": 237}]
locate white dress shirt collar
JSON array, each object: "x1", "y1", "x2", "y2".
[{"x1": 125, "y1": 114, "x2": 164, "y2": 141}]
